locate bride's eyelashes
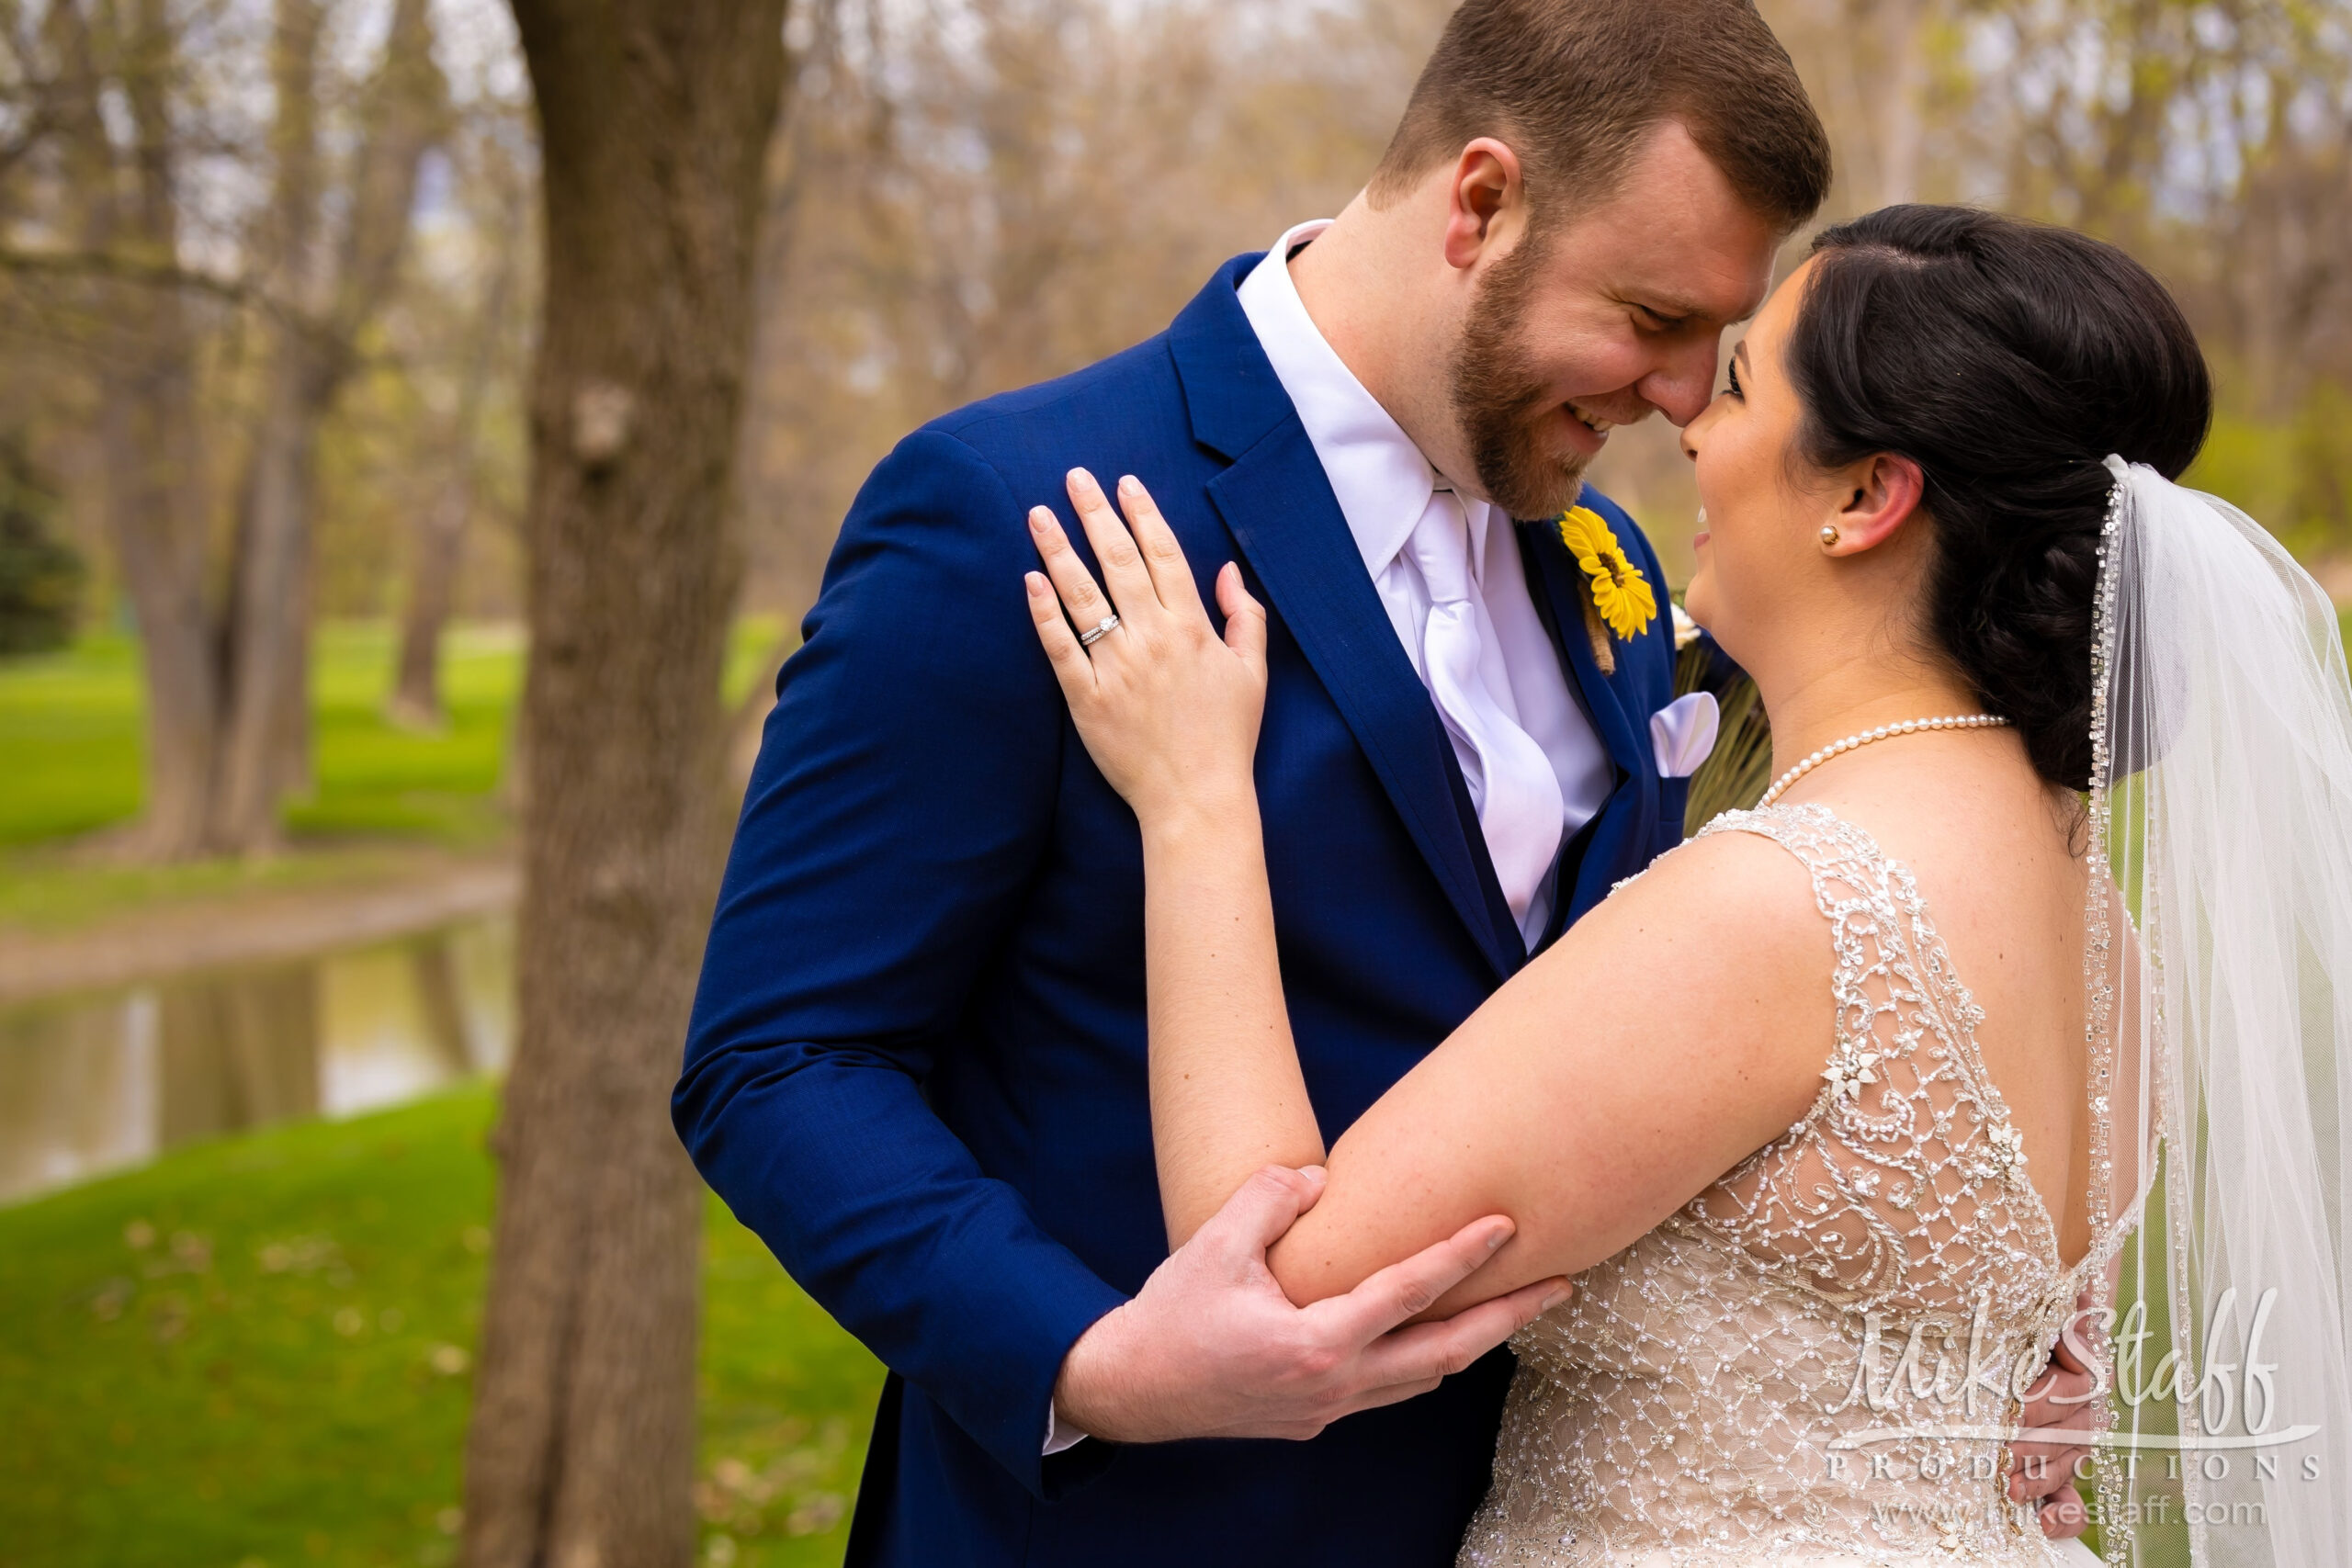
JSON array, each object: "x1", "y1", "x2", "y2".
[{"x1": 1724, "y1": 358, "x2": 1746, "y2": 401}]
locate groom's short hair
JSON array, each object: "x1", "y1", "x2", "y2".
[{"x1": 1370, "y1": 0, "x2": 1830, "y2": 235}]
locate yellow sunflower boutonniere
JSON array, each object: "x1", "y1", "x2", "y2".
[{"x1": 1558, "y1": 504, "x2": 1657, "y2": 672}]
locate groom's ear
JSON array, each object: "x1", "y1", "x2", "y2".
[
  {"x1": 1821, "y1": 454, "x2": 1926, "y2": 558},
  {"x1": 1442, "y1": 138, "x2": 1527, "y2": 270}
]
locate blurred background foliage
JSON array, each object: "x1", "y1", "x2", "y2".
[
  {"x1": 3, "y1": 1, "x2": 2347, "y2": 1563},
  {"x1": 7, "y1": 0, "x2": 2343, "y2": 884},
  {"x1": 6, "y1": 0, "x2": 2346, "y2": 713}
]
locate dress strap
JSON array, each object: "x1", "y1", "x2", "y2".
[
  {"x1": 1695, "y1": 802, "x2": 1906, "y2": 1080},
  {"x1": 1692, "y1": 803, "x2": 1912, "y2": 945},
  {"x1": 1694, "y1": 802, "x2": 1888, "y2": 889},
  {"x1": 1695, "y1": 802, "x2": 1995, "y2": 1120}
]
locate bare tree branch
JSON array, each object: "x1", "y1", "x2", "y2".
[{"x1": 0, "y1": 243, "x2": 257, "y2": 306}]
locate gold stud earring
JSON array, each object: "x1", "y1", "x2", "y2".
[{"x1": 1819, "y1": 525, "x2": 1841, "y2": 549}]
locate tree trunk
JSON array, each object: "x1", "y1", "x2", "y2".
[
  {"x1": 389, "y1": 477, "x2": 469, "y2": 730},
  {"x1": 98, "y1": 340, "x2": 221, "y2": 862},
  {"x1": 215, "y1": 327, "x2": 328, "y2": 851},
  {"x1": 392, "y1": 186, "x2": 518, "y2": 730},
  {"x1": 215, "y1": 0, "x2": 447, "y2": 849},
  {"x1": 457, "y1": 2, "x2": 790, "y2": 1565},
  {"x1": 56, "y1": 0, "x2": 224, "y2": 861}
]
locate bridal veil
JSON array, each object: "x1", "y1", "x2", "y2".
[{"x1": 2090, "y1": 457, "x2": 2352, "y2": 1565}]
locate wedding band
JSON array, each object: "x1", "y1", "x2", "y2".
[{"x1": 1080, "y1": 615, "x2": 1120, "y2": 648}]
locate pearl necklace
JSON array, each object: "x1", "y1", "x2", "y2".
[{"x1": 1755, "y1": 714, "x2": 2010, "y2": 808}]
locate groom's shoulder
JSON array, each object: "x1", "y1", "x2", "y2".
[
  {"x1": 918, "y1": 331, "x2": 1184, "y2": 472},
  {"x1": 831, "y1": 331, "x2": 1191, "y2": 571}
]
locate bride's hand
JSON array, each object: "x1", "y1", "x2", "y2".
[{"x1": 1026, "y1": 468, "x2": 1268, "y2": 827}]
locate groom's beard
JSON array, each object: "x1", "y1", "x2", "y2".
[{"x1": 1451, "y1": 239, "x2": 1594, "y2": 521}]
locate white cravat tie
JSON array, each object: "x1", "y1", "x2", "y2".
[{"x1": 1402, "y1": 490, "x2": 1566, "y2": 929}]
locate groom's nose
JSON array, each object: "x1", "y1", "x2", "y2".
[{"x1": 1636, "y1": 337, "x2": 1729, "y2": 428}]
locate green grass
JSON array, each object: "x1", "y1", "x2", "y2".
[
  {"x1": 0, "y1": 617, "x2": 789, "y2": 933},
  {"x1": 0, "y1": 1083, "x2": 884, "y2": 1568},
  {"x1": 0, "y1": 625, "x2": 525, "y2": 852},
  {"x1": 287, "y1": 624, "x2": 526, "y2": 844},
  {"x1": 0, "y1": 630, "x2": 146, "y2": 846}
]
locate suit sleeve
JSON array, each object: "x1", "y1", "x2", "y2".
[{"x1": 673, "y1": 428, "x2": 1126, "y2": 1497}]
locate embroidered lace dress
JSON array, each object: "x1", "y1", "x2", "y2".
[{"x1": 1459, "y1": 804, "x2": 2127, "y2": 1567}]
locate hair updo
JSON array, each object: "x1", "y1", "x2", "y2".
[{"x1": 1783, "y1": 205, "x2": 2212, "y2": 791}]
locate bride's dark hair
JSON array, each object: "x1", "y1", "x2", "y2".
[{"x1": 1785, "y1": 204, "x2": 2212, "y2": 791}]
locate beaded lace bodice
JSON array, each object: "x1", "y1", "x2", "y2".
[{"x1": 1459, "y1": 805, "x2": 2109, "y2": 1567}]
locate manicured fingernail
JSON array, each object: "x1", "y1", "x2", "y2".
[
  {"x1": 1118, "y1": 474, "x2": 1140, "y2": 494},
  {"x1": 1029, "y1": 507, "x2": 1051, "y2": 530},
  {"x1": 1487, "y1": 1226, "x2": 1510, "y2": 1252},
  {"x1": 1024, "y1": 571, "x2": 1046, "y2": 592},
  {"x1": 1541, "y1": 1286, "x2": 1570, "y2": 1312},
  {"x1": 1069, "y1": 466, "x2": 1095, "y2": 491},
  {"x1": 1299, "y1": 1164, "x2": 1327, "y2": 1181}
]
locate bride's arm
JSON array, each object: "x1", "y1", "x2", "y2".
[
  {"x1": 1028, "y1": 472, "x2": 1829, "y2": 1313},
  {"x1": 1132, "y1": 794, "x2": 1322, "y2": 1247},
  {"x1": 1026, "y1": 469, "x2": 1327, "y2": 1247}
]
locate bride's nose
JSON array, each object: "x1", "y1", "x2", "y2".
[{"x1": 1680, "y1": 380, "x2": 1738, "y2": 459}]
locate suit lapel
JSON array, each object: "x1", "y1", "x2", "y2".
[
  {"x1": 1519, "y1": 511, "x2": 1678, "y2": 929},
  {"x1": 1516, "y1": 513, "x2": 1648, "y2": 784},
  {"x1": 1166, "y1": 255, "x2": 1518, "y2": 981},
  {"x1": 1209, "y1": 428, "x2": 1521, "y2": 983}
]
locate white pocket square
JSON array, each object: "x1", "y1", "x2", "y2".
[{"x1": 1651, "y1": 692, "x2": 1720, "y2": 779}]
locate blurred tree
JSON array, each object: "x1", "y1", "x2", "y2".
[
  {"x1": 456, "y1": 2, "x2": 790, "y2": 1566},
  {"x1": 13, "y1": 0, "x2": 453, "y2": 856},
  {"x1": 45, "y1": 0, "x2": 225, "y2": 859},
  {"x1": 731, "y1": 0, "x2": 1444, "y2": 633},
  {"x1": 212, "y1": 0, "x2": 451, "y2": 850},
  {"x1": 315, "y1": 71, "x2": 539, "y2": 635},
  {"x1": 1964, "y1": 0, "x2": 2352, "y2": 554},
  {"x1": 389, "y1": 133, "x2": 531, "y2": 730},
  {"x1": 0, "y1": 0, "x2": 2342, "y2": 860}
]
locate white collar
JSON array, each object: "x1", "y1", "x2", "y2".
[{"x1": 1236, "y1": 220, "x2": 1496, "y2": 582}]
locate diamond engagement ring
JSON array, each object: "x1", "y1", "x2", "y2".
[{"x1": 1080, "y1": 615, "x2": 1120, "y2": 648}]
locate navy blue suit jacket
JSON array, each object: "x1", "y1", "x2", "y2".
[{"x1": 674, "y1": 255, "x2": 1686, "y2": 1567}]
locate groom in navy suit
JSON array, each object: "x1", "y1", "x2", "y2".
[{"x1": 675, "y1": 3, "x2": 1839, "y2": 1563}]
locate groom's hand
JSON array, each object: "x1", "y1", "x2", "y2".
[
  {"x1": 2009, "y1": 1290, "x2": 2098, "y2": 1540},
  {"x1": 1052, "y1": 1165, "x2": 1569, "y2": 1444}
]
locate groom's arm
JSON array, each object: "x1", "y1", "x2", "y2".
[
  {"x1": 675, "y1": 430, "x2": 1126, "y2": 1495},
  {"x1": 674, "y1": 431, "x2": 1544, "y2": 1495}
]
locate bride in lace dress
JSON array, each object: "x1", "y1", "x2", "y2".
[
  {"x1": 1020, "y1": 204, "x2": 2352, "y2": 1566},
  {"x1": 1455, "y1": 800, "x2": 2119, "y2": 1565}
]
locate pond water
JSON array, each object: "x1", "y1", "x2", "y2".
[{"x1": 0, "y1": 915, "x2": 513, "y2": 1205}]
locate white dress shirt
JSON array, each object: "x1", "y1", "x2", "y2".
[
  {"x1": 1042, "y1": 222, "x2": 1618, "y2": 1459},
  {"x1": 1237, "y1": 220, "x2": 1613, "y2": 946}
]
